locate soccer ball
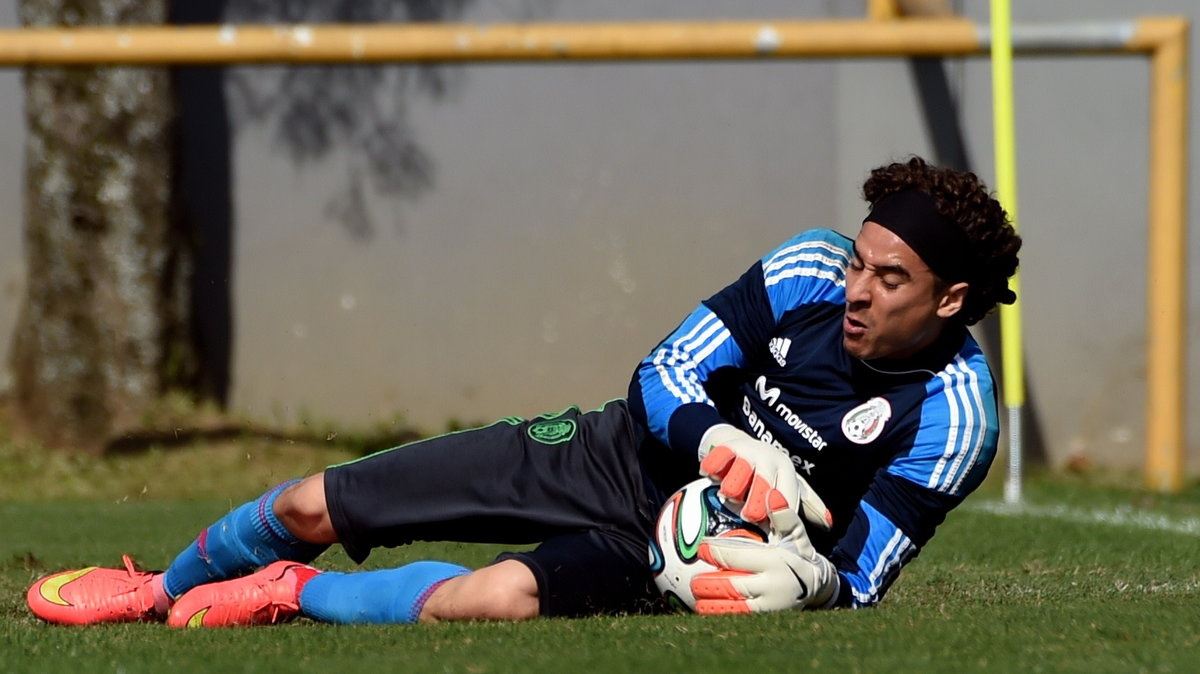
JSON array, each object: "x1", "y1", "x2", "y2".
[{"x1": 648, "y1": 477, "x2": 768, "y2": 612}]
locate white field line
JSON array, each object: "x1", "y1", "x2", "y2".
[{"x1": 966, "y1": 499, "x2": 1200, "y2": 537}]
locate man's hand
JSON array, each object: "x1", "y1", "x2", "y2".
[
  {"x1": 691, "y1": 507, "x2": 840, "y2": 614},
  {"x1": 698, "y1": 425, "x2": 832, "y2": 532}
]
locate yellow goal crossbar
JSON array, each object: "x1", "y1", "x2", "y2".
[
  {"x1": 0, "y1": 19, "x2": 1185, "y2": 63},
  {"x1": 0, "y1": 17, "x2": 1189, "y2": 490}
]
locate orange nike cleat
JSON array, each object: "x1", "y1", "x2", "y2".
[
  {"x1": 167, "y1": 560, "x2": 319, "y2": 628},
  {"x1": 26, "y1": 555, "x2": 164, "y2": 625}
]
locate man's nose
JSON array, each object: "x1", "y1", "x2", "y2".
[{"x1": 846, "y1": 273, "x2": 870, "y2": 304}]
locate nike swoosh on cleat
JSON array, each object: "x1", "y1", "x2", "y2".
[
  {"x1": 39, "y1": 568, "x2": 98, "y2": 607},
  {"x1": 186, "y1": 607, "x2": 209, "y2": 628}
]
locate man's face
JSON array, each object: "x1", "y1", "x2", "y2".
[{"x1": 842, "y1": 221, "x2": 966, "y2": 361}]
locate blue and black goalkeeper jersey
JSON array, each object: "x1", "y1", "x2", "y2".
[{"x1": 628, "y1": 228, "x2": 1000, "y2": 608}]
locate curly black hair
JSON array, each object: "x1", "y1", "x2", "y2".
[{"x1": 862, "y1": 156, "x2": 1021, "y2": 326}]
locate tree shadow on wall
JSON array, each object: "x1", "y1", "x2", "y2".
[
  {"x1": 220, "y1": 0, "x2": 480, "y2": 240},
  {"x1": 171, "y1": 1, "x2": 552, "y2": 405}
]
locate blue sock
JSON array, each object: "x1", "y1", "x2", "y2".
[
  {"x1": 299, "y1": 561, "x2": 470, "y2": 624},
  {"x1": 162, "y1": 480, "x2": 329, "y2": 599}
]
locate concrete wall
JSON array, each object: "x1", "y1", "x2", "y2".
[{"x1": 0, "y1": 0, "x2": 1196, "y2": 474}]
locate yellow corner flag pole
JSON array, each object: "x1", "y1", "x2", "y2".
[{"x1": 991, "y1": 0, "x2": 1024, "y2": 504}]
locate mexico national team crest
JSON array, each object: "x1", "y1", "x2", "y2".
[
  {"x1": 528, "y1": 418, "x2": 577, "y2": 445},
  {"x1": 841, "y1": 397, "x2": 892, "y2": 445}
]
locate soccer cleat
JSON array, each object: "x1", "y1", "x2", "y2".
[
  {"x1": 26, "y1": 555, "x2": 164, "y2": 625},
  {"x1": 167, "y1": 560, "x2": 319, "y2": 628}
]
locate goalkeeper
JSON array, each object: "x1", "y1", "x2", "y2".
[{"x1": 27, "y1": 156, "x2": 1020, "y2": 625}]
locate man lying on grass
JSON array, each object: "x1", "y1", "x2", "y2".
[{"x1": 28, "y1": 156, "x2": 1020, "y2": 625}]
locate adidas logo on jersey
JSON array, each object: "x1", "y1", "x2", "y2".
[{"x1": 769, "y1": 337, "x2": 792, "y2": 366}]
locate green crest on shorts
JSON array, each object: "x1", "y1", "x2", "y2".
[{"x1": 527, "y1": 419, "x2": 577, "y2": 445}]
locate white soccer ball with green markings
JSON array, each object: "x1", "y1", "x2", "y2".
[{"x1": 647, "y1": 478, "x2": 768, "y2": 611}]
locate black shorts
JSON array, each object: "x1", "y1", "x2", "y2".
[{"x1": 323, "y1": 400, "x2": 666, "y2": 617}]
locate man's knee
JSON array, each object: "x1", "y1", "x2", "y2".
[
  {"x1": 420, "y1": 560, "x2": 540, "y2": 622},
  {"x1": 274, "y1": 473, "x2": 338, "y2": 544}
]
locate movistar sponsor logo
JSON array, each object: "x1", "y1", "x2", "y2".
[
  {"x1": 741, "y1": 396, "x2": 786, "y2": 450},
  {"x1": 755, "y1": 376, "x2": 781, "y2": 406},
  {"x1": 774, "y1": 399, "x2": 829, "y2": 451},
  {"x1": 737, "y1": 396, "x2": 798, "y2": 466},
  {"x1": 749, "y1": 376, "x2": 828, "y2": 452},
  {"x1": 739, "y1": 376, "x2": 831, "y2": 476},
  {"x1": 768, "y1": 337, "x2": 792, "y2": 366}
]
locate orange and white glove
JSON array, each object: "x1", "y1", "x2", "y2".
[
  {"x1": 691, "y1": 506, "x2": 841, "y2": 614},
  {"x1": 698, "y1": 425, "x2": 832, "y2": 533}
]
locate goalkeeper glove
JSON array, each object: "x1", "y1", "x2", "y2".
[
  {"x1": 698, "y1": 425, "x2": 832, "y2": 533},
  {"x1": 691, "y1": 505, "x2": 841, "y2": 614}
]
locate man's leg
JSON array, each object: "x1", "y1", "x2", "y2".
[
  {"x1": 417, "y1": 560, "x2": 539, "y2": 621},
  {"x1": 200, "y1": 526, "x2": 658, "y2": 627},
  {"x1": 167, "y1": 558, "x2": 538, "y2": 627},
  {"x1": 165, "y1": 470, "x2": 541, "y2": 627},
  {"x1": 25, "y1": 475, "x2": 332, "y2": 626},
  {"x1": 273, "y1": 473, "x2": 337, "y2": 542},
  {"x1": 33, "y1": 402, "x2": 652, "y2": 626},
  {"x1": 160, "y1": 477, "x2": 330, "y2": 602},
  {"x1": 167, "y1": 474, "x2": 539, "y2": 627},
  {"x1": 168, "y1": 403, "x2": 656, "y2": 627},
  {"x1": 299, "y1": 526, "x2": 658, "y2": 624},
  {"x1": 298, "y1": 559, "x2": 538, "y2": 624}
]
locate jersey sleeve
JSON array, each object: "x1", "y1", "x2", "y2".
[
  {"x1": 628, "y1": 229, "x2": 852, "y2": 458},
  {"x1": 630, "y1": 302, "x2": 746, "y2": 457},
  {"x1": 829, "y1": 345, "x2": 1000, "y2": 608}
]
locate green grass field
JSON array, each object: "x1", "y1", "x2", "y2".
[{"x1": 1, "y1": 437, "x2": 1198, "y2": 673}]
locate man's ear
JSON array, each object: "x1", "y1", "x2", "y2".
[{"x1": 936, "y1": 282, "x2": 969, "y2": 319}]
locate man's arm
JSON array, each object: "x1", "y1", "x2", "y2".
[
  {"x1": 629, "y1": 303, "x2": 745, "y2": 456},
  {"x1": 628, "y1": 228, "x2": 853, "y2": 457},
  {"x1": 694, "y1": 339, "x2": 1001, "y2": 611},
  {"x1": 830, "y1": 348, "x2": 1001, "y2": 608},
  {"x1": 825, "y1": 472, "x2": 962, "y2": 607}
]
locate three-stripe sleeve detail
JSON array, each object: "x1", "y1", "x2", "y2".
[
  {"x1": 847, "y1": 501, "x2": 917, "y2": 608},
  {"x1": 761, "y1": 239, "x2": 849, "y2": 319},
  {"x1": 926, "y1": 355, "x2": 991, "y2": 495},
  {"x1": 651, "y1": 310, "x2": 732, "y2": 405}
]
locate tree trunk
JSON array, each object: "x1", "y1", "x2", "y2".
[{"x1": 11, "y1": 0, "x2": 195, "y2": 452}]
